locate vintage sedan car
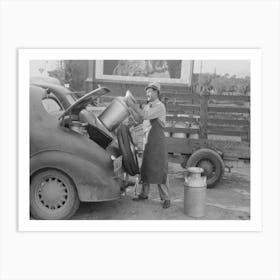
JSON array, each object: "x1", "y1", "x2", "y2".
[{"x1": 30, "y1": 84, "x2": 138, "y2": 220}]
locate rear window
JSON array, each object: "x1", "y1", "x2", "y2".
[{"x1": 42, "y1": 98, "x2": 63, "y2": 115}]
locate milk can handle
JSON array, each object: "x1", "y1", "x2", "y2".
[{"x1": 184, "y1": 170, "x2": 191, "y2": 184}]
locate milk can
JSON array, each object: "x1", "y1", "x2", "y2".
[
  {"x1": 184, "y1": 167, "x2": 207, "y2": 218},
  {"x1": 172, "y1": 121, "x2": 187, "y2": 138},
  {"x1": 98, "y1": 90, "x2": 137, "y2": 131},
  {"x1": 98, "y1": 97, "x2": 130, "y2": 131},
  {"x1": 189, "y1": 122, "x2": 199, "y2": 139},
  {"x1": 164, "y1": 120, "x2": 172, "y2": 137}
]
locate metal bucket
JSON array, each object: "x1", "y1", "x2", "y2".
[
  {"x1": 172, "y1": 122, "x2": 187, "y2": 138},
  {"x1": 98, "y1": 97, "x2": 130, "y2": 131},
  {"x1": 164, "y1": 121, "x2": 172, "y2": 137},
  {"x1": 189, "y1": 123, "x2": 199, "y2": 139},
  {"x1": 69, "y1": 121, "x2": 87, "y2": 135}
]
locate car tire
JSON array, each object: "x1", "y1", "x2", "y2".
[
  {"x1": 117, "y1": 124, "x2": 140, "y2": 176},
  {"x1": 30, "y1": 169, "x2": 80, "y2": 220},
  {"x1": 186, "y1": 148, "x2": 225, "y2": 188}
]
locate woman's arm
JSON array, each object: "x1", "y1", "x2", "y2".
[
  {"x1": 128, "y1": 102, "x2": 144, "y2": 119},
  {"x1": 125, "y1": 99, "x2": 145, "y2": 123},
  {"x1": 127, "y1": 99, "x2": 165, "y2": 123}
]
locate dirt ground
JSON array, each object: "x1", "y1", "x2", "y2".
[{"x1": 72, "y1": 159, "x2": 250, "y2": 220}]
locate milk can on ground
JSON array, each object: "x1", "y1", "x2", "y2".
[{"x1": 184, "y1": 167, "x2": 207, "y2": 218}]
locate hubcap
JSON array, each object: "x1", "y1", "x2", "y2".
[{"x1": 37, "y1": 177, "x2": 68, "y2": 210}]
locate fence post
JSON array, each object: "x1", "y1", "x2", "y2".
[
  {"x1": 247, "y1": 112, "x2": 250, "y2": 142},
  {"x1": 199, "y1": 88, "x2": 209, "y2": 139}
]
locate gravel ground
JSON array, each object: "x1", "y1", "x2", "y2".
[{"x1": 72, "y1": 160, "x2": 250, "y2": 220}]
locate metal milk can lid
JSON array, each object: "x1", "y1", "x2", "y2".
[
  {"x1": 187, "y1": 167, "x2": 204, "y2": 174},
  {"x1": 184, "y1": 167, "x2": 207, "y2": 187}
]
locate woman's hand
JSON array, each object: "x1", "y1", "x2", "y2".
[
  {"x1": 125, "y1": 97, "x2": 135, "y2": 107},
  {"x1": 127, "y1": 105, "x2": 144, "y2": 123}
]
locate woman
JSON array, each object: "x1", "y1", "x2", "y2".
[{"x1": 126, "y1": 82, "x2": 171, "y2": 209}]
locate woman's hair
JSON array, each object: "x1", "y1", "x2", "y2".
[{"x1": 156, "y1": 89, "x2": 161, "y2": 101}]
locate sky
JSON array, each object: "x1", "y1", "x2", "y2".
[{"x1": 193, "y1": 60, "x2": 250, "y2": 77}]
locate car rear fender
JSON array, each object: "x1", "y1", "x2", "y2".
[{"x1": 30, "y1": 151, "x2": 121, "y2": 202}]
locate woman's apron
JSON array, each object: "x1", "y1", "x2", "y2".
[{"x1": 140, "y1": 118, "x2": 168, "y2": 184}]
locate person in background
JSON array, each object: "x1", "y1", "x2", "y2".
[{"x1": 125, "y1": 82, "x2": 171, "y2": 209}]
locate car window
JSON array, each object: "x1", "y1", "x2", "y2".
[{"x1": 42, "y1": 98, "x2": 63, "y2": 115}]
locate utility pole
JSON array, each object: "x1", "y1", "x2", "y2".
[
  {"x1": 198, "y1": 60, "x2": 203, "y2": 93},
  {"x1": 189, "y1": 60, "x2": 194, "y2": 93}
]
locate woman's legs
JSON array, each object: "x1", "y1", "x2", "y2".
[
  {"x1": 157, "y1": 176, "x2": 170, "y2": 201},
  {"x1": 140, "y1": 183, "x2": 150, "y2": 198}
]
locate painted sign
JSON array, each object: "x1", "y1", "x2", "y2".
[{"x1": 95, "y1": 60, "x2": 193, "y2": 85}]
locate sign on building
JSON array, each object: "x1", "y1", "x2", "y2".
[{"x1": 95, "y1": 60, "x2": 193, "y2": 85}]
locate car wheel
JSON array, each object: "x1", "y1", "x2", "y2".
[
  {"x1": 30, "y1": 169, "x2": 80, "y2": 220},
  {"x1": 186, "y1": 148, "x2": 225, "y2": 188},
  {"x1": 117, "y1": 124, "x2": 140, "y2": 176}
]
